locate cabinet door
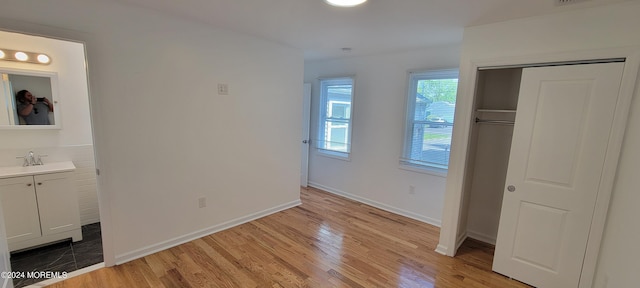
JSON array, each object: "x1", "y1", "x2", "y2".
[
  {"x1": 0, "y1": 176, "x2": 41, "y2": 243},
  {"x1": 34, "y1": 172, "x2": 81, "y2": 236}
]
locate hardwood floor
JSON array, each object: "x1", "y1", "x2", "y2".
[{"x1": 48, "y1": 187, "x2": 530, "y2": 287}]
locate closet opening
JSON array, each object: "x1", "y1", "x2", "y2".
[
  {"x1": 457, "y1": 58, "x2": 625, "y2": 286},
  {"x1": 459, "y1": 67, "x2": 522, "y2": 254}
]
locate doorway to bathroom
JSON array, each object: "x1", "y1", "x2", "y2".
[{"x1": 0, "y1": 30, "x2": 104, "y2": 288}]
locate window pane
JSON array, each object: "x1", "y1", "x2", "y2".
[
  {"x1": 404, "y1": 70, "x2": 458, "y2": 170},
  {"x1": 329, "y1": 101, "x2": 350, "y2": 119},
  {"x1": 409, "y1": 123, "x2": 452, "y2": 167},
  {"x1": 318, "y1": 78, "x2": 354, "y2": 156},
  {"x1": 326, "y1": 121, "x2": 349, "y2": 152}
]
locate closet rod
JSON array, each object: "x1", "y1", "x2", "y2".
[{"x1": 475, "y1": 117, "x2": 515, "y2": 125}]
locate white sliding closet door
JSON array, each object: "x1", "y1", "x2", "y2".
[{"x1": 493, "y1": 62, "x2": 624, "y2": 288}]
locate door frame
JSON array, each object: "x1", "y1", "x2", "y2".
[
  {"x1": 437, "y1": 46, "x2": 640, "y2": 288},
  {"x1": 0, "y1": 23, "x2": 114, "y2": 269}
]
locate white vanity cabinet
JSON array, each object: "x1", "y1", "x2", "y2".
[
  {"x1": 0, "y1": 162, "x2": 82, "y2": 252},
  {"x1": 0, "y1": 176, "x2": 41, "y2": 244}
]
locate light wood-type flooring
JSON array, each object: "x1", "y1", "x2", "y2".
[{"x1": 47, "y1": 187, "x2": 530, "y2": 287}]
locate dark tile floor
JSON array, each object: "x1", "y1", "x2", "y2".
[{"x1": 10, "y1": 223, "x2": 103, "y2": 288}]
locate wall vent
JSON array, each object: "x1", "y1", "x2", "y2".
[{"x1": 556, "y1": 0, "x2": 589, "y2": 6}]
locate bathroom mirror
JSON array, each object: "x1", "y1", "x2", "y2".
[{"x1": 0, "y1": 68, "x2": 59, "y2": 129}]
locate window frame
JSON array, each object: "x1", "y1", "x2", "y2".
[
  {"x1": 401, "y1": 68, "x2": 459, "y2": 174},
  {"x1": 317, "y1": 76, "x2": 355, "y2": 160}
]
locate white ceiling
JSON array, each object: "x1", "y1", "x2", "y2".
[{"x1": 115, "y1": 0, "x2": 628, "y2": 60}]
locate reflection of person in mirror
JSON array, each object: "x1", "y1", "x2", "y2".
[{"x1": 16, "y1": 90, "x2": 53, "y2": 125}]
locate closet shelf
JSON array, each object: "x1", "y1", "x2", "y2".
[
  {"x1": 476, "y1": 109, "x2": 517, "y2": 113},
  {"x1": 475, "y1": 117, "x2": 515, "y2": 125}
]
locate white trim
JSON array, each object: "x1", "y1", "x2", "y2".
[
  {"x1": 0, "y1": 68, "x2": 61, "y2": 129},
  {"x1": 438, "y1": 46, "x2": 640, "y2": 288},
  {"x1": 308, "y1": 181, "x2": 441, "y2": 227},
  {"x1": 113, "y1": 199, "x2": 301, "y2": 265},
  {"x1": 434, "y1": 244, "x2": 449, "y2": 255},
  {"x1": 579, "y1": 50, "x2": 640, "y2": 288},
  {"x1": 315, "y1": 148, "x2": 351, "y2": 161},
  {"x1": 317, "y1": 76, "x2": 355, "y2": 158},
  {"x1": 456, "y1": 231, "x2": 467, "y2": 251},
  {"x1": 436, "y1": 63, "x2": 477, "y2": 257},
  {"x1": 466, "y1": 230, "x2": 496, "y2": 245},
  {"x1": 435, "y1": 231, "x2": 467, "y2": 256},
  {"x1": 398, "y1": 162, "x2": 447, "y2": 177},
  {"x1": 24, "y1": 263, "x2": 105, "y2": 287},
  {"x1": 401, "y1": 68, "x2": 458, "y2": 171}
]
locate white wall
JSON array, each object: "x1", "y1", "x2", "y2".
[
  {"x1": 440, "y1": 1, "x2": 640, "y2": 287},
  {"x1": 0, "y1": 30, "x2": 99, "y2": 226},
  {"x1": 0, "y1": 0, "x2": 303, "y2": 264},
  {"x1": 304, "y1": 46, "x2": 460, "y2": 225}
]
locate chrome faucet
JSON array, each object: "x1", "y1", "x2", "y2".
[
  {"x1": 20, "y1": 151, "x2": 44, "y2": 166},
  {"x1": 27, "y1": 151, "x2": 35, "y2": 166}
]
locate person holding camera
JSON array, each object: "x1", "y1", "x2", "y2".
[{"x1": 16, "y1": 89, "x2": 53, "y2": 125}]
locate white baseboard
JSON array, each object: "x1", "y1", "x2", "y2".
[
  {"x1": 114, "y1": 199, "x2": 301, "y2": 265},
  {"x1": 435, "y1": 244, "x2": 450, "y2": 256},
  {"x1": 466, "y1": 230, "x2": 496, "y2": 245},
  {"x1": 456, "y1": 231, "x2": 467, "y2": 252},
  {"x1": 441, "y1": 230, "x2": 495, "y2": 257},
  {"x1": 308, "y1": 182, "x2": 441, "y2": 227},
  {"x1": 437, "y1": 231, "x2": 468, "y2": 257}
]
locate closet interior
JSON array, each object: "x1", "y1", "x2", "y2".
[{"x1": 460, "y1": 68, "x2": 522, "y2": 246}]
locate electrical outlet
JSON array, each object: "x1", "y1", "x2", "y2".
[
  {"x1": 198, "y1": 197, "x2": 206, "y2": 208},
  {"x1": 217, "y1": 83, "x2": 229, "y2": 95},
  {"x1": 409, "y1": 185, "x2": 415, "y2": 194}
]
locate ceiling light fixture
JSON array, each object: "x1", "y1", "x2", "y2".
[
  {"x1": 37, "y1": 54, "x2": 51, "y2": 64},
  {"x1": 324, "y1": 0, "x2": 367, "y2": 7},
  {"x1": 14, "y1": 52, "x2": 28, "y2": 61},
  {"x1": 0, "y1": 48, "x2": 51, "y2": 65}
]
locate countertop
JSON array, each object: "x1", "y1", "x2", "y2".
[{"x1": 0, "y1": 161, "x2": 76, "y2": 179}]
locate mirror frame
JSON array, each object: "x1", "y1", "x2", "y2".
[{"x1": 0, "y1": 67, "x2": 60, "y2": 130}]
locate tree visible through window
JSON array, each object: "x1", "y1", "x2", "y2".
[
  {"x1": 403, "y1": 69, "x2": 458, "y2": 170},
  {"x1": 318, "y1": 77, "x2": 354, "y2": 158}
]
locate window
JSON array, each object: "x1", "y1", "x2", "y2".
[
  {"x1": 402, "y1": 69, "x2": 458, "y2": 171},
  {"x1": 317, "y1": 77, "x2": 354, "y2": 158}
]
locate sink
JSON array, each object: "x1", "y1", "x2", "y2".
[{"x1": 0, "y1": 161, "x2": 76, "y2": 179}]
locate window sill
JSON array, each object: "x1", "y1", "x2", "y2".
[
  {"x1": 399, "y1": 162, "x2": 448, "y2": 177},
  {"x1": 316, "y1": 149, "x2": 351, "y2": 162}
]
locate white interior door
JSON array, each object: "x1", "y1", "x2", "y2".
[
  {"x1": 300, "y1": 83, "x2": 311, "y2": 187},
  {"x1": 493, "y1": 62, "x2": 624, "y2": 288}
]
